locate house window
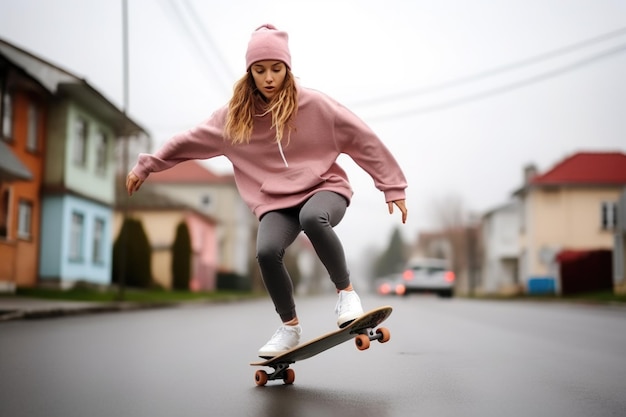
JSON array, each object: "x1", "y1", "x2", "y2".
[
  {"x1": 69, "y1": 211, "x2": 85, "y2": 262},
  {"x1": 201, "y1": 194, "x2": 211, "y2": 209},
  {"x1": 0, "y1": 186, "x2": 9, "y2": 239},
  {"x1": 17, "y1": 200, "x2": 33, "y2": 239},
  {"x1": 73, "y1": 117, "x2": 88, "y2": 167},
  {"x1": 92, "y1": 217, "x2": 105, "y2": 265},
  {"x1": 95, "y1": 130, "x2": 108, "y2": 174},
  {"x1": 1, "y1": 90, "x2": 13, "y2": 139},
  {"x1": 26, "y1": 103, "x2": 39, "y2": 152},
  {"x1": 601, "y1": 201, "x2": 617, "y2": 230}
]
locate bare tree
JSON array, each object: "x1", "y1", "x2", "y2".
[
  {"x1": 430, "y1": 193, "x2": 466, "y2": 231},
  {"x1": 413, "y1": 193, "x2": 482, "y2": 295}
]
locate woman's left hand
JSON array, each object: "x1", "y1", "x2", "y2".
[{"x1": 388, "y1": 200, "x2": 408, "y2": 224}]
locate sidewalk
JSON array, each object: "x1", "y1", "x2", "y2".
[{"x1": 0, "y1": 297, "x2": 171, "y2": 323}]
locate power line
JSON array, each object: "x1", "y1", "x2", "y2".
[
  {"x1": 162, "y1": 0, "x2": 231, "y2": 95},
  {"x1": 351, "y1": 26, "x2": 626, "y2": 108},
  {"x1": 180, "y1": 0, "x2": 236, "y2": 80},
  {"x1": 366, "y1": 42, "x2": 626, "y2": 121}
]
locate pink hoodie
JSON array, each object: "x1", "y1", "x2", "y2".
[{"x1": 132, "y1": 85, "x2": 407, "y2": 219}]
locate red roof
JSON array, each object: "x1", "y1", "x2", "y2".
[
  {"x1": 147, "y1": 160, "x2": 234, "y2": 184},
  {"x1": 531, "y1": 152, "x2": 626, "y2": 185}
]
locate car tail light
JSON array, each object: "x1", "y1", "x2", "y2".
[
  {"x1": 444, "y1": 271, "x2": 455, "y2": 283},
  {"x1": 379, "y1": 282, "x2": 391, "y2": 295},
  {"x1": 402, "y1": 270, "x2": 414, "y2": 281},
  {"x1": 395, "y1": 283, "x2": 406, "y2": 296}
]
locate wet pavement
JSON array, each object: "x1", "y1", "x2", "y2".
[{"x1": 1, "y1": 294, "x2": 626, "y2": 416}]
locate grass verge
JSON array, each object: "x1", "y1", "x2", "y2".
[{"x1": 5, "y1": 287, "x2": 263, "y2": 304}]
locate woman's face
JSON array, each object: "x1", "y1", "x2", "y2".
[{"x1": 250, "y1": 60, "x2": 287, "y2": 100}]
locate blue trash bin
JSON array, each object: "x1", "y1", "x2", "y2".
[{"x1": 527, "y1": 277, "x2": 556, "y2": 295}]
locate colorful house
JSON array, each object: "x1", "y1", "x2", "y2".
[
  {"x1": 0, "y1": 44, "x2": 48, "y2": 290},
  {"x1": 514, "y1": 152, "x2": 626, "y2": 294},
  {"x1": 114, "y1": 186, "x2": 218, "y2": 291},
  {"x1": 0, "y1": 38, "x2": 149, "y2": 289},
  {"x1": 146, "y1": 160, "x2": 256, "y2": 280}
]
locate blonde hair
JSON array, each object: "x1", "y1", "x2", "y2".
[{"x1": 224, "y1": 70, "x2": 298, "y2": 145}]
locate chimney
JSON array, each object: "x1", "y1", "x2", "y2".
[{"x1": 523, "y1": 164, "x2": 538, "y2": 185}]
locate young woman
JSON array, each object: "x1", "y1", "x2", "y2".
[{"x1": 126, "y1": 24, "x2": 408, "y2": 358}]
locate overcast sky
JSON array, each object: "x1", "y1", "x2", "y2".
[{"x1": 1, "y1": 0, "x2": 625, "y2": 268}]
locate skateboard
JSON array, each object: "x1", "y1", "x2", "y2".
[{"x1": 250, "y1": 305, "x2": 392, "y2": 386}]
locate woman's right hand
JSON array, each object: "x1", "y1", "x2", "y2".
[{"x1": 126, "y1": 171, "x2": 144, "y2": 196}]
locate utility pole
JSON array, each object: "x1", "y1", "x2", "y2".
[{"x1": 118, "y1": 0, "x2": 130, "y2": 301}]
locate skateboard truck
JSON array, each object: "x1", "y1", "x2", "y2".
[
  {"x1": 255, "y1": 361, "x2": 296, "y2": 386},
  {"x1": 354, "y1": 326, "x2": 391, "y2": 350}
]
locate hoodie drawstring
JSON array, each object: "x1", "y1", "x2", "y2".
[
  {"x1": 277, "y1": 141, "x2": 289, "y2": 167},
  {"x1": 254, "y1": 108, "x2": 289, "y2": 167}
]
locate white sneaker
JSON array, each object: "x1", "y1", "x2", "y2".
[
  {"x1": 335, "y1": 290, "x2": 364, "y2": 328},
  {"x1": 258, "y1": 325, "x2": 302, "y2": 358}
]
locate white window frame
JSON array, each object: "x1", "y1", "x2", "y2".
[
  {"x1": 601, "y1": 201, "x2": 617, "y2": 230},
  {"x1": 94, "y1": 130, "x2": 108, "y2": 174},
  {"x1": 26, "y1": 102, "x2": 39, "y2": 152},
  {"x1": 2, "y1": 89, "x2": 13, "y2": 139},
  {"x1": 17, "y1": 199, "x2": 33, "y2": 240},
  {"x1": 69, "y1": 211, "x2": 85, "y2": 262},
  {"x1": 73, "y1": 117, "x2": 88, "y2": 167},
  {"x1": 92, "y1": 217, "x2": 105, "y2": 265}
]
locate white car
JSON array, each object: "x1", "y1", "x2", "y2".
[{"x1": 401, "y1": 258, "x2": 455, "y2": 298}]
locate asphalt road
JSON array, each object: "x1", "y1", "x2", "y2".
[{"x1": 1, "y1": 294, "x2": 625, "y2": 417}]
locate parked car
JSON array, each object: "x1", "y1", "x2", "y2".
[
  {"x1": 401, "y1": 258, "x2": 455, "y2": 298},
  {"x1": 374, "y1": 274, "x2": 406, "y2": 296}
]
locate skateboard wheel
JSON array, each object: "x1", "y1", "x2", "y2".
[
  {"x1": 355, "y1": 334, "x2": 370, "y2": 350},
  {"x1": 255, "y1": 370, "x2": 268, "y2": 387},
  {"x1": 283, "y1": 368, "x2": 296, "y2": 385},
  {"x1": 376, "y1": 327, "x2": 391, "y2": 343}
]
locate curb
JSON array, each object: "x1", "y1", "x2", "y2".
[{"x1": 0, "y1": 302, "x2": 178, "y2": 323}]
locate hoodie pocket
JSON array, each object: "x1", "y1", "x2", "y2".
[{"x1": 260, "y1": 167, "x2": 326, "y2": 195}]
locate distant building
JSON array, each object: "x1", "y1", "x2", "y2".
[
  {"x1": 411, "y1": 230, "x2": 453, "y2": 261},
  {"x1": 113, "y1": 186, "x2": 217, "y2": 291},
  {"x1": 480, "y1": 199, "x2": 521, "y2": 295},
  {"x1": 145, "y1": 160, "x2": 255, "y2": 279}
]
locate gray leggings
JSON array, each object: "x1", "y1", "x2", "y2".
[{"x1": 256, "y1": 191, "x2": 350, "y2": 322}]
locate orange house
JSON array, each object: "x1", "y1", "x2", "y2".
[{"x1": 0, "y1": 59, "x2": 49, "y2": 290}]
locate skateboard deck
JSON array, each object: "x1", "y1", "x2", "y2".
[{"x1": 250, "y1": 305, "x2": 392, "y2": 386}]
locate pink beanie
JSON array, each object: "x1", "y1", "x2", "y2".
[{"x1": 245, "y1": 24, "x2": 291, "y2": 70}]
